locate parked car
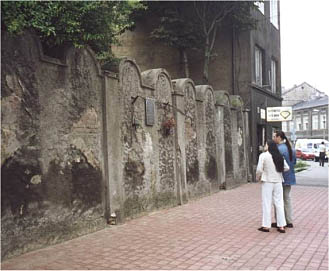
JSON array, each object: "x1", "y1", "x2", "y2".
[
  {"x1": 296, "y1": 149, "x2": 315, "y2": 160},
  {"x1": 295, "y1": 139, "x2": 329, "y2": 162}
]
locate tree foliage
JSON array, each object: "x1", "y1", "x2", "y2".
[
  {"x1": 143, "y1": 1, "x2": 257, "y2": 83},
  {"x1": 146, "y1": 2, "x2": 203, "y2": 52},
  {"x1": 1, "y1": 1, "x2": 146, "y2": 62},
  {"x1": 143, "y1": 1, "x2": 203, "y2": 77}
]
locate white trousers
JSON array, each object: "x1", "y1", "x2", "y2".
[{"x1": 262, "y1": 182, "x2": 286, "y2": 228}]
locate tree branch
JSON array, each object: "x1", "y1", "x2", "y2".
[
  {"x1": 209, "y1": 23, "x2": 217, "y2": 53},
  {"x1": 193, "y1": 1, "x2": 203, "y2": 22},
  {"x1": 193, "y1": 1, "x2": 207, "y2": 36}
]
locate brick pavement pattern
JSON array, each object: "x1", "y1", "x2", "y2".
[{"x1": 1, "y1": 183, "x2": 328, "y2": 270}]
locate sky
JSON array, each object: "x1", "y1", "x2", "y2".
[{"x1": 280, "y1": 0, "x2": 329, "y2": 95}]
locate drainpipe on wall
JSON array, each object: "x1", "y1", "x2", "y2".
[
  {"x1": 232, "y1": 27, "x2": 236, "y2": 95},
  {"x1": 250, "y1": 88, "x2": 256, "y2": 182},
  {"x1": 102, "y1": 76, "x2": 111, "y2": 222}
]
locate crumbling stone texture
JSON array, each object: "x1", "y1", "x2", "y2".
[
  {"x1": 1, "y1": 31, "x2": 250, "y2": 260},
  {"x1": 204, "y1": 90, "x2": 218, "y2": 185},
  {"x1": 1, "y1": 32, "x2": 105, "y2": 260},
  {"x1": 223, "y1": 106, "x2": 234, "y2": 187}
]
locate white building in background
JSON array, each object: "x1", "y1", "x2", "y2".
[{"x1": 281, "y1": 82, "x2": 328, "y2": 141}]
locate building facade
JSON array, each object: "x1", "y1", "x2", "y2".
[
  {"x1": 282, "y1": 82, "x2": 326, "y2": 107},
  {"x1": 112, "y1": 1, "x2": 282, "y2": 169},
  {"x1": 238, "y1": 1, "x2": 282, "y2": 167},
  {"x1": 282, "y1": 95, "x2": 328, "y2": 142},
  {"x1": 282, "y1": 82, "x2": 328, "y2": 142}
]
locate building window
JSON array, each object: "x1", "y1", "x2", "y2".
[
  {"x1": 296, "y1": 116, "x2": 302, "y2": 131},
  {"x1": 320, "y1": 114, "x2": 327, "y2": 129},
  {"x1": 271, "y1": 59, "x2": 277, "y2": 93},
  {"x1": 303, "y1": 114, "x2": 309, "y2": 130},
  {"x1": 255, "y1": 46, "x2": 263, "y2": 86},
  {"x1": 282, "y1": 121, "x2": 288, "y2": 132},
  {"x1": 255, "y1": 2, "x2": 264, "y2": 14},
  {"x1": 270, "y1": 0, "x2": 279, "y2": 29},
  {"x1": 312, "y1": 115, "x2": 319, "y2": 130}
]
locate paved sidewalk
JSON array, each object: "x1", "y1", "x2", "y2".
[
  {"x1": 296, "y1": 161, "x2": 328, "y2": 187},
  {"x1": 1, "y1": 183, "x2": 328, "y2": 270}
]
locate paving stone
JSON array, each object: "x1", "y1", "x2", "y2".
[{"x1": 1, "y1": 183, "x2": 327, "y2": 270}]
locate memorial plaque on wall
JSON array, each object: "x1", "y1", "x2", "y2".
[{"x1": 145, "y1": 98, "x2": 155, "y2": 126}]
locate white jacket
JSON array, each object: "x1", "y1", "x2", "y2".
[{"x1": 256, "y1": 151, "x2": 290, "y2": 183}]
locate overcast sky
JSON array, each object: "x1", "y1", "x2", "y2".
[{"x1": 280, "y1": 0, "x2": 329, "y2": 95}]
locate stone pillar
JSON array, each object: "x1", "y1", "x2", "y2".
[
  {"x1": 223, "y1": 109, "x2": 234, "y2": 189},
  {"x1": 230, "y1": 95, "x2": 248, "y2": 186},
  {"x1": 195, "y1": 90, "x2": 206, "y2": 188},
  {"x1": 214, "y1": 104, "x2": 226, "y2": 189},
  {"x1": 103, "y1": 71, "x2": 125, "y2": 222},
  {"x1": 214, "y1": 91, "x2": 233, "y2": 189},
  {"x1": 172, "y1": 81, "x2": 187, "y2": 204},
  {"x1": 172, "y1": 79, "x2": 199, "y2": 199},
  {"x1": 243, "y1": 109, "x2": 252, "y2": 182},
  {"x1": 230, "y1": 108, "x2": 239, "y2": 184}
]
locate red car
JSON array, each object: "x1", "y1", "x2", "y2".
[{"x1": 296, "y1": 149, "x2": 315, "y2": 160}]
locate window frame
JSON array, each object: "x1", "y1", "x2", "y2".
[
  {"x1": 296, "y1": 115, "x2": 302, "y2": 131},
  {"x1": 312, "y1": 114, "x2": 319, "y2": 130},
  {"x1": 254, "y1": 46, "x2": 264, "y2": 86},
  {"x1": 270, "y1": 58, "x2": 277, "y2": 94},
  {"x1": 303, "y1": 113, "x2": 309, "y2": 131},
  {"x1": 270, "y1": 0, "x2": 279, "y2": 29},
  {"x1": 320, "y1": 114, "x2": 327, "y2": 129}
]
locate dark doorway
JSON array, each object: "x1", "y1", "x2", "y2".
[{"x1": 257, "y1": 125, "x2": 266, "y2": 160}]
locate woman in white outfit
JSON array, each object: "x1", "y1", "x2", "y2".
[{"x1": 256, "y1": 141, "x2": 289, "y2": 233}]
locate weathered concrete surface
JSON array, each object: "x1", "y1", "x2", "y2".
[
  {"x1": 1, "y1": 31, "x2": 106, "y2": 260},
  {"x1": 1, "y1": 31, "x2": 251, "y2": 260}
]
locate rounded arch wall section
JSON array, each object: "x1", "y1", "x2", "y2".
[
  {"x1": 142, "y1": 68, "x2": 178, "y2": 207},
  {"x1": 196, "y1": 85, "x2": 219, "y2": 191}
]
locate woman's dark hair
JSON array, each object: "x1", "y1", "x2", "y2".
[
  {"x1": 267, "y1": 140, "x2": 284, "y2": 172},
  {"x1": 275, "y1": 130, "x2": 293, "y2": 161}
]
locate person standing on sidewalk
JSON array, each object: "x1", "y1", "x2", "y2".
[
  {"x1": 273, "y1": 131, "x2": 296, "y2": 229},
  {"x1": 256, "y1": 141, "x2": 289, "y2": 233},
  {"x1": 319, "y1": 141, "x2": 326, "y2": 167}
]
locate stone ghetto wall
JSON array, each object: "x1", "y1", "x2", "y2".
[
  {"x1": 1, "y1": 31, "x2": 250, "y2": 260},
  {"x1": 1, "y1": 31, "x2": 106, "y2": 260}
]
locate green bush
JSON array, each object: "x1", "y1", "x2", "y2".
[
  {"x1": 294, "y1": 160, "x2": 310, "y2": 173},
  {"x1": 1, "y1": 1, "x2": 146, "y2": 63}
]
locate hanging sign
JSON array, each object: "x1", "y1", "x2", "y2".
[{"x1": 266, "y1": 107, "x2": 292, "y2": 122}]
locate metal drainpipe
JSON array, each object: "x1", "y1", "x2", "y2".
[
  {"x1": 232, "y1": 27, "x2": 236, "y2": 95},
  {"x1": 250, "y1": 87, "x2": 256, "y2": 182}
]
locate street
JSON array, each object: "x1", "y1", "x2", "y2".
[
  {"x1": 296, "y1": 159, "x2": 328, "y2": 187},
  {"x1": 1, "y1": 182, "x2": 328, "y2": 270}
]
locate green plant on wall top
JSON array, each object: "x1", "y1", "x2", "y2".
[
  {"x1": 1, "y1": 1, "x2": 146, "y2": 64},
  {"x1": 231, "y1": 97, "x2": 243, "y2": 108}
]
